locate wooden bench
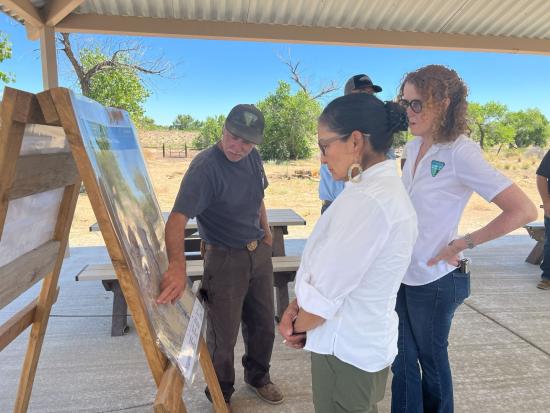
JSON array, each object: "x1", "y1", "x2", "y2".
[
  {"x1": 524, "y1": 221, "x2": 546, "y2": 265},
  {"x1": 76, "y1": 256, "x2": 301, "y2": 336}
]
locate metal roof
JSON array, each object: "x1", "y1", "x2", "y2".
[{"x1": 1, "y1": 0, "x2": 550, "y2": 54}]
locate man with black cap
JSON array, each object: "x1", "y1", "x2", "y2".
[
  {"x1": 319, "y1": 74, "x2": 383, "y2": 214},
  {"x1": 158, "y1": 104, "x2": 284, "y2": 408},
  {"x1": 344, "y1": 73, "x2": 383, "y2": 95}
]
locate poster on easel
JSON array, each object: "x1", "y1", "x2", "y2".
[{"x1": 69, "y1": 92, "x2": 204, "y2": 382}]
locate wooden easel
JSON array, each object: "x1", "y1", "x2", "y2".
[
  {"x1": 40, "y1": 87, "x2": 228, "y2": 413},
  {"x1": 0, "y1": 88, "x2": 81, "y2": 412}
]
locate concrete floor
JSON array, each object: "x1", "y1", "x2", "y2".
[{"x1": 1, "y1": 236, "x2": 549, "y2": 413}]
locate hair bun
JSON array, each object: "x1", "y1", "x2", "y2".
[{"x1": 384, "y1": 101, "x2": 408, "y2": 133}]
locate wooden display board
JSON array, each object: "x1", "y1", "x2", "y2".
[
  {"x1": 0, "y1": 88, "x2": 80, "y2": 412},
  {"x1": 0, "y1": 87, "x2": 228, "y2": 413}
]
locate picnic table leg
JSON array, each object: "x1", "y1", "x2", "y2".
[
  {"x1": 526, "y1": 241, "x2": 545, "y2": 265},
  {"x1": 102, "y1": 280, "x2": 129, "y2": 336},
  {"x1": 271, "y1": 226, "x2": 287, "y2": 322},
  {"x1": 273, "y1": 272, "x2": 295, "y2": 323},
  {"x1": 271, "y1": 226, "x2": 286, "y2": 256}
]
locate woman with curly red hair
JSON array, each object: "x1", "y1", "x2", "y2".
[{"x1": 391, "y1": 65, "x2": 537, "y2": 413}]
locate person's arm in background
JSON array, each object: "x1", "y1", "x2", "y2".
[
  {"x1": 537, "y1": 174, "x2": 550, "y2": 217},
  {"x1": 157, "y1": 212, "x2": 189, "y2": 304}
]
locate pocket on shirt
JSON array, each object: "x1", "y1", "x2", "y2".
[{"x1": 452, "y1": 270, "x2": 471, "y2": 304}]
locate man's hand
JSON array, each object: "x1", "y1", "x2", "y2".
[
  {"x1": 157, "y1": 262, "x2": 187, "y2": 305},
  {"x1": 263, "y1": 230, "x2": 273, "y2": 246},
  {"x1": 278, "y1": 299, "x2": 306, "y2": 349}
]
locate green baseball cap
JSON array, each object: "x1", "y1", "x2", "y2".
[{"x1": 225, "y1": 104, "x2": 265, "y2": 144}]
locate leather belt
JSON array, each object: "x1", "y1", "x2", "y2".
[{"x1": 200, "y1": 239, "x2": 261, "y2": 254}]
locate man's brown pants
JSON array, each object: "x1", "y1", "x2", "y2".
[{"x1": 200, "y1": 241, "x2": 275, "y2": 402}]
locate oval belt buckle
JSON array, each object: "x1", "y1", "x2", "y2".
[{"x1": 246, "y1": 240, "x2": 258, "y2": 251}]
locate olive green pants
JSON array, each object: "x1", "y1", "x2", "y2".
[{"x1": 311, "y1": 353, "x2": 389, "y2": 413}]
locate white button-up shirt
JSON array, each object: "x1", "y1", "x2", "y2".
[
  {"x1": 401, "y1": 135, "x2": 512, "y2": 286},
  {"x1": 295, "y1": 160, "x2": 418, "y2": 373}
]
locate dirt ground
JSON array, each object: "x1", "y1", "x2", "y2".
[{"x1": 69, "y1": 146, "x2": 545, "y2": 247}]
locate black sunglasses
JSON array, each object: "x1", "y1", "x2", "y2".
[
  {"x1": 318, "y1": 134, "x2": 350, "y2": 156},
  {"x1": 398, "y1": 99, "x2": 423, "y2": 114}
]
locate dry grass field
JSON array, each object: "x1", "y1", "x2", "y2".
[{"x1": 68, "y1": 133, "x2": 547, "y2": 247}]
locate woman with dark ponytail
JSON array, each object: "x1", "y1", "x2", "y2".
[{"x1": 279, "y1": 93, "x2": 418, "y2": 413}]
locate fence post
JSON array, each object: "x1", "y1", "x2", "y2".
[
  {"x1": 162, "y1": 143, "x2": 165, "y2": 158},
  {"x1": 185, "y1": 143, "x2": 187, "y2": 158}
]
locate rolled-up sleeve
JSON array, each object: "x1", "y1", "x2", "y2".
[{"x1": 296, "y1": 193, "x2": 390, "y2": 319}]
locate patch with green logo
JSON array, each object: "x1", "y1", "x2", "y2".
[{"x1": 431, "y1": 160, "x2": 445, "y2": 177}]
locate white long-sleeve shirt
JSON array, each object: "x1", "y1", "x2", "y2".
[{"x1": 295, "y1": 160, "x2": 418, "y2": 372}]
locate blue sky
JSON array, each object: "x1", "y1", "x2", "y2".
[{"x1": 2, "y1": 14, "x2": 550, "y2": 126}]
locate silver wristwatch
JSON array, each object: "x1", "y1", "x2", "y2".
[{"x1": 463, "y1": 233, "x2": 475, "y2": 249}]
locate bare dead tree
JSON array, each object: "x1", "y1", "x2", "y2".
[
  {"x1": 278, "y1": 50, "x2": 339, "y2": 100},
  {"x1": 58, "y1": 32, "x2": 173, "y2": 97}
]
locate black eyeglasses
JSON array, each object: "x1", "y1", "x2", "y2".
[
  {"x1": 318, "y1": 134, "x2": 349, "y2": 156},
  {"x1": 398, "y1": 99, "x2": 423, "y2": 114}
]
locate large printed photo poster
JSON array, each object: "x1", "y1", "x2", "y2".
[{"x1": 69, "y1": 92, "x2": 203, "y2": 381}]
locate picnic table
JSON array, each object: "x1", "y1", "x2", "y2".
[
  {"x1": 84, "y1": 208, "x2": 306, "y2": 335},
  {"x1": 89, "y1": 208, "x2": 305, "y2": 254},
  {"x1": 524, "y1": 221, "x2": 545, "y2": 265}
]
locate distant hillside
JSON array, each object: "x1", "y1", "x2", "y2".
[{"x1": 137, "y1": 129, "x2": 199, "y2": 149}]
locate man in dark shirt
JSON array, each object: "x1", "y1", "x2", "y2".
[
  {"x1": 536, "y1": 150, "x2": 550, "y2": 290},
  {"x1": 157, "y1": 104, "x2": 284, "y2": 407}
]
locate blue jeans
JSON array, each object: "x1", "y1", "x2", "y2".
[
  {"x1": 391, "y1": 269, "x2": 470, "y2": 413},
  {"x1": 540, "y1": 216, "x2": 550, "y2": 280}
]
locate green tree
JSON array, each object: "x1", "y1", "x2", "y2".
[
  {"x1": 59, "y1": 33, "x2": 170, "y2": 123},
  {"x1": 79, "y1": 48, "x2": 150, "y2": 121},
  {"x1": 467, "y1": 102, "x2": 508, "y2": 149},
  {"x1": 257, "y1": 81, "x2": 321, "y2": 160},
  {"x1": 135, "y1": 116, "x2": 160, "y2": 130},
  {"x1": 171, "y1": 114, "x2": 202, "y2": 130},
  {"x1": 193, "y1": 115, "x2": 225, "y2": 149},
  {"x1": 505, "y1": 109, "x2": 550, "y2": 148},
  {"x1": 394, "y1": 130, "x2": 413, "y2": 148},
  {"x1": 0, "y1": 32, "x2": 14, "y2": 83}
]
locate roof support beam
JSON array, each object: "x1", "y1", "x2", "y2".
[
  {"x1": 1, "y1": 0, "x2": 43, "y2": 28},
  {"x1": 44, "y1": 0, "x2": 85, "y2": 27},
  {"x1": 39, "y1": 25, "x2": 59, "y2": 89},
  {"x1": 56, "y1": 14, "x2": 550, "y2": 55}
]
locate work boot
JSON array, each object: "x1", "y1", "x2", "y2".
[{"x1": 248, "y1": 381, "x2": 284, "y2": 405}]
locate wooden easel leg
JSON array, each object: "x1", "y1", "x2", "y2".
[
  {"x1": 199, "y1": 337, "x2": 229, "y2": 413},
  {"x1": 13, "y1": 184, "x2": 80, "y2": 413},
  {"x1": 154, "y1": 363, "x2": 187, "y2": 413}
]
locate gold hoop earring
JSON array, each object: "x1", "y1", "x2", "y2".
[{"x1": 347, "y1": 163, "x2": 363, "y2": 183}]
